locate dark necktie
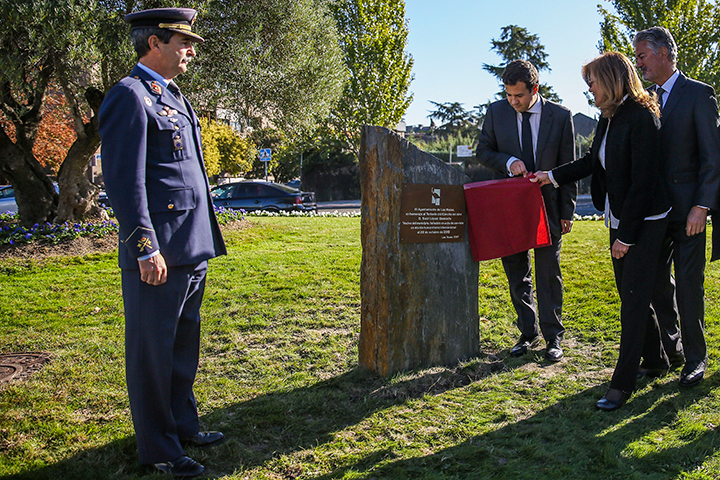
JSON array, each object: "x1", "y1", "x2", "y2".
[
  {"x1": 656, "y1": 86, "x2": 665, "y2": 110},
  {"x1": 521, "y1": 111, "x2": 535, "y2": 172},
  {"x1": 167, "y1": 80, "x2": 182, "y2": 99}
]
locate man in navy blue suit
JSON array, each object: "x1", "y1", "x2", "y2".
[
  {"x1": 634, "y1": 27, "x2": 720, "y2": 388},
  {"x1": 100, "y1": 8, "x2": 226, "y2": 477}
]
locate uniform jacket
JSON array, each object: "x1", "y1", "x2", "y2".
[
  {"x1": 551, "y1": 98, "x2": 670, "y2": 245},
  {"x1": 99, "y1": 65, "x2": 226, "y2": 269},
  {"x1": 476, "y1": 97, "x2": 577, "y2": 238}
]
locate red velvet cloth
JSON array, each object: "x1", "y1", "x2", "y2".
[{"x1": 463, "y1": 177, "x2": 551, "y2": 261}]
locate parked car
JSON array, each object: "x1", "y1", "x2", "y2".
[
  {"x1": 0, "y1": 185, "x2": 17, "y2": 213},
  {"x1": 98, "y1": 190, "x2": 111, "y2": 208},
  {"x1": 211, "y1": 180, "x2": 316, "y2": 212}
]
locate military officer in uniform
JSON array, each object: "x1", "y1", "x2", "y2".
[{"x1": 99, "y1": 8, "x2": 226, "y2": 477}]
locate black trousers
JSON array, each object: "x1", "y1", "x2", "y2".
[
  {"x1": 122, "y1": 261, "x2": 208, "y2": 465},
  {"x1": 651, "y1": 221, "x2": 707, "y2": 365},
  {"x1": 501, "y1": 235, "x2": 564, "y2": 342},
  {"x1": 610, "y1": 221, "x2": 669, "y2": 392}
]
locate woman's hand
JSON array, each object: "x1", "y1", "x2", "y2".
[{"x1": 530, "y1": 171, "x2": 552, "y2": 186}]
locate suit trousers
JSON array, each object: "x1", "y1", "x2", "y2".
[
  {"x1": 501, "y1": 235, "x2": 564, "y2": 342},
  {"x1": 122, "y1": 261, "x2": 208, "y2": 465},
  {"x1": 651, "y1": 220, "x2": 707, "y2": 365},
  {"x1": 610, "y1": 221, "x2": 669, "y2": 393}
]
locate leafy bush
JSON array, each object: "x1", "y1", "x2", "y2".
[
  {"x1": 0, "y1": 218, "x2": 119, "y2": 245},
  {"x1": 0, "y1": 206, "x2": 246, "y2": 245}
]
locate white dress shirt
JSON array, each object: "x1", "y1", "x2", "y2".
[{"x1": 505, "y1": 97, "x2": 542, "y2": 174}]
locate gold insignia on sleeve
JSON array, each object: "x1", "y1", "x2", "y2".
[{"x1": 137, "y1": 237, "x2": 153, "y2": 252}]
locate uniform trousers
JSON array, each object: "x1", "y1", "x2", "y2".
[
  {"x1": 609, "y1": 221, "x2": 669, "y2": 393},
  {"x1": 121, "y1": 261, "x2": 208, "y2": 465},
  {"x1": 501, "y1": 235, "x2": 564, "y2": 342}
]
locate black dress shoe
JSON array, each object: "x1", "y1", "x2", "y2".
[
  {"x1": 544, "y1": 338, "x2": 563, "y2": 362},
  {"x1": 680, "y1": 360, "x2": 707, "y2": 387},
  {"x1": 596, "y1": 389, "x2": 630, "y2": 411},
  {"x1": 510, "y1": 335, "x2": 540, "y2": 357},
  {"x1": 152, "y1": 455, "x2": 205, "y2": 477},
  {"x1": 181, "y1": 431, "x2": 225, "y2": 448}
]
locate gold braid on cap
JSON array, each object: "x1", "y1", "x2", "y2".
[{"x1": 158, "y1": 23, "x2": 192, "y2": 32}]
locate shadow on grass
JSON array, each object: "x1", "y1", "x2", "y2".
[
  {"x1": 2, "y1": 353, "x2": 515, "y2": 480},
  {"x1": 312, "y1": 371, "x2": 720, "y2": 480}
]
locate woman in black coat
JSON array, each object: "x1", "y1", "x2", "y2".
[{"x1": 533, "y1": 51, "x2": 671, "y2": 410}]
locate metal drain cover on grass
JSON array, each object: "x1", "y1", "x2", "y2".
[{"x1": 0, "y1": 352, "x2": 51, "y2": 387}]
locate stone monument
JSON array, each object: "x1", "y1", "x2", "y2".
[{"x1": 359, "y1": 126, "x2": 479, "y2": 377}]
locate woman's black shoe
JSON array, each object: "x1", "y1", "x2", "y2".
[{"x1": 596, "y1": 389, "x2": 629, "y2": 411}]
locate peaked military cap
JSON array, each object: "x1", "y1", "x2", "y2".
[{"x1": 124, "y1": 7, "x2": 204, "y2": 43}]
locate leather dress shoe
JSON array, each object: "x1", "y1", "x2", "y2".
[
  {"x1": 181, "y1": 431, "x2": 225, "y2": 448},
  {"x1": 680, "y1": 360, "x2": 707, "y2": 388},
  {"x1": 510, "y1": 335, "x2": 540, "y2": 357},
  {"x1": 596, "y1": 389, "x2": 630, "y2": 411},
  {"x1": 152, "y1": 455, "x2": 204, "y2": 477},
  {"x1": 544, "y1": 338, "x2": 563, "y2": 362}
]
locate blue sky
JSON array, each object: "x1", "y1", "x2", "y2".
[{"x1": 403, "y1": 0, "x2": 613, "y2": 126}]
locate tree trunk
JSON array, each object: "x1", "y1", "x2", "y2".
[
  {"x1": 0, "y1": 129, "x2": 57, "y2": 226},
  {"x1": 54, "y1": 132, "x2": 105, "y2": 223},
  {"x1": 54, "y1": 87, "x2": 107, "y2": 223}
]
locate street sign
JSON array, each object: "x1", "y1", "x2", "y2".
[
  {"x1": 457, "y1": 145, "x2": 473, "y2": 158},
  {"x1": 259, "y1": 148, "x2": 272, "y2": 162}
]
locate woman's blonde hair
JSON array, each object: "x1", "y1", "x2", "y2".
[{"x1": 582, "y1": 51, "x2": 660, "y2": 118}]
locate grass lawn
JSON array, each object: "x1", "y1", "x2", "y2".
[{"x1": 1, "y1": 217, "x2": 720, "y2": 479}]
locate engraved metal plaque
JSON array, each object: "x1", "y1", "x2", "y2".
[{"x1": 400, "y1": 184, "x2": 467, "y2": 243}]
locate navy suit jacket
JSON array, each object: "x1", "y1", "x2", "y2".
[
  {"x1": 476, "y1": 97, "x2": 577, "y2": 238},
  {"x1": 654, "y1": 73, "x2": 720, "y2": 222},
  {"x1": 552, "y1": 99, "x2": 670, "y2": 245},
  {"x1": 99, "y1": 66, "x2": 226, "y2": 269}
]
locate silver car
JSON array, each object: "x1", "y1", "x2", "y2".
[{"x1": 0, "y1": 185, "x2": 17, "y2": 213}]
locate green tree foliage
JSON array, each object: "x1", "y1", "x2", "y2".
[
  {"x1": 482, "y1": 25, "x2": 561, "y2": 102},
  {"x1": 189, "y1": 0, "x2": 345, "y2": 137},
  {"x1": 0, "y1": 0, "x2": 345, "y2": 225},
  {"x1": 426, "y1": 101, "x2": 479, "y2": 135},
  {"x1": 199, "y1": 118, "x2": 257, "y2": 177},
  {"x1": 0, "y1": 0, "x2": 112, "y2": 225},
  {"x1": 328, "y1": 0, "x2": 414, "y2": 154},
  {"x1": 599, "y1": 0, "x2": 720, "y2": 91}
]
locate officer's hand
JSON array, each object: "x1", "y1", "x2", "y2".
[
  {"x1": 561, "y1": 219, "x2": 573, "y2": 235},
  {"x1": 686, "y1": 206, "x2": 708, "y2": 237},
  {"x1": 139, "y1": 254, "x2": 168, "y2": 286},
  {"x1": 509, "y1": 160, "x2": 529, "y2": 177}
]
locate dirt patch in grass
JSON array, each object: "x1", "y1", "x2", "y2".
[
  {"x1": 0, "y1": 234, "x2": 119, "y2": 260},
  {"x1": 0, "y1": 219, "x2": 252, "y2": 260}
]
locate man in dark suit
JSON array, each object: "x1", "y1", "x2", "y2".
[
  {"x1": 99, "y1": 8, "x2": 227, "y2": 477},
  {"x1": 477, "y1": 60, "x2": 577, "y2": 362},
  {"x1": 634, "y1": 26, "x2": 720, "y2": 387}
]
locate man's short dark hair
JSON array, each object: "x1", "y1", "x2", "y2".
[
  {"x1": 501, "y1": 59, "x2": 539, "y2": 91},
  {"x1": 130, "y1": 27, "x2": 175, "y2": 58},
  {"x1": 633, "y1": 26, "x2": 678, "y2": 66}
]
